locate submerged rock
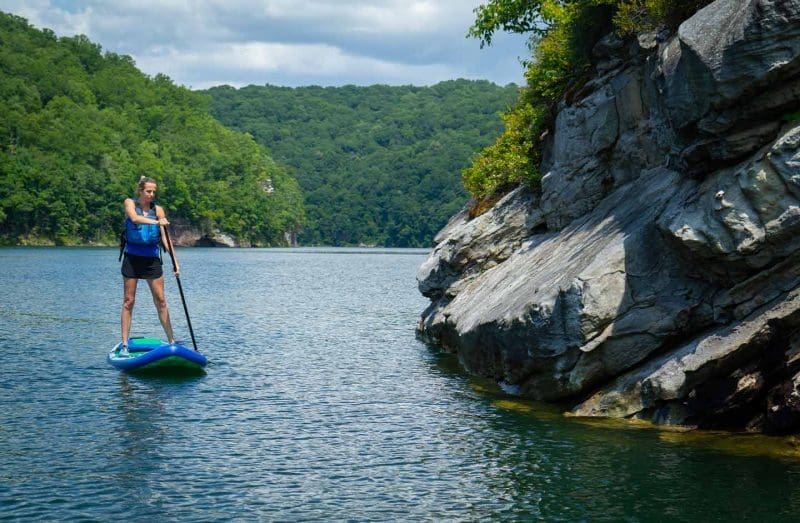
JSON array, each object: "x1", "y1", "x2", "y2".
[{"x1": 417, "y1": 0, "x2": 800, "y2": 434}]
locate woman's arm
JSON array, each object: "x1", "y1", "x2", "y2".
[{"x1": 124, "y1": 198, "x2": 164, "y2": 225}]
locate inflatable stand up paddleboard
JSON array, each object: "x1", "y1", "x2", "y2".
[{"x1": 108, "y1": 337, "x2": 207, "y2": 374}]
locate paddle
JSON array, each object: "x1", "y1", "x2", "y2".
[{"x1": 162, "y1": 225, "x2": 199, "y2": 352}]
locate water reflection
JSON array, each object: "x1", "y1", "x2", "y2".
[
  {"x1": 109, "y1": 373, "x2": 206, "y2": 516},
  {"x1": 425, "y1": 344, "x2": 800, "y2": 519}
]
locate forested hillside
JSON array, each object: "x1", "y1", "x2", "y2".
[
  {"x1": 204, "y1": 81, "x2": 518, "y2": 247},
  {"x1": 0, "y1": 12, "x2": 304, "y2": 246}
]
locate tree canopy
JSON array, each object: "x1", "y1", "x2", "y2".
[
  {"x1": 0, "y1": 12, "x2": 304, "y2": 246},
  {"x1": 204, "y1": 81, "x2": 519, "y2": 247},
  {"x1": 469, "y1": 0, "x2": 551, "y2": 48}
]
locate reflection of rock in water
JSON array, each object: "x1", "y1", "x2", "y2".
[{"x1": 416, "y1": 0, "x2": 800, "y2": 434}]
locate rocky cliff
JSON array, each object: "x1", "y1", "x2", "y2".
[{"x1": 417, "y1": 0, "x2": 800, "y2": 434}]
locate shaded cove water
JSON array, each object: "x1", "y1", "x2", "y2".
[{"x1": 3, "y1": 248, "x2": 800, "y2": 521}]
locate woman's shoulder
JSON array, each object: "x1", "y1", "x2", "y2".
[{"x1": 155, "y1": 204, "x2": 166, "y2": 218}]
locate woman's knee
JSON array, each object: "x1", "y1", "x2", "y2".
[
  {"x1": 153, "y1": 294, "x2": 168, "y2": 311},
  {"x1": 122, "y1": 296, "x2": 135, "y2": 310}
]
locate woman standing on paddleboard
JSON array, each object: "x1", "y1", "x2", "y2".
[{"x1": 119, "y1": 176, "x2": 180, "y2": 356}]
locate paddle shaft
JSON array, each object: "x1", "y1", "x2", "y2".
[{"x1": 162, "y1": 225, "x2": 199, "y2": 352}]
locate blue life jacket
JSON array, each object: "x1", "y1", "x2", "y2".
[{"x1": 124, "y1": 202, "x2": 161, "y2": 258}]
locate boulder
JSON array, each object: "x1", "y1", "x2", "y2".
[
  {"x1": 572, "y1": 286, "x2": 800, "y2": 425},
  {"x1": 659, "y1": 124, "x2": 800, "y2": 284},
  {"x1": 660, "y1": 0, "x2": 800, "y2": 129},
  {"x1": 417, "y1": 186, "x2": 543, "y2": 300}
]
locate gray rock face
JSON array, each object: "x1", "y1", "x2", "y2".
[
  {"x1": 659, "y1": 126, "x2": 800, "y2": 285},
  {"x1": 540, "y1": 68, "x2": 673, "y2": 229},
  {"x1": 417, "y1": 187, "x2": 543, "y2": 301},
  {"x1": 658, "y1": 0, "x2": 800, "y2": 173},
  {"x1": 572, "y1": 285, "x2": 800, "y2": 424},
  {"x1": 417, "y1": 0, "x2": 800, "y2": 433},
  {"x1": 663, "y1": 0, "x2": 800, "y2": 126},
  {"x1": 169, "y1": 218, "x2": 243, "y2": 247}
]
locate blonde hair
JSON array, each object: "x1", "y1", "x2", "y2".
[{"x1": 137, "y1": 176, "x2": 157, "y2": 191}]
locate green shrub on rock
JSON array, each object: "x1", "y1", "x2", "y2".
[{"x1": 463, "y1": 101, "x2": 543, "y2": 199}]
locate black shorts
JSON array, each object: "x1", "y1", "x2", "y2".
[{"x1": 121, "y1": 253, "x2": 163, "y2": 279}]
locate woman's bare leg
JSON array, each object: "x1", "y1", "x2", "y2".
[
  {"x1": 147, "y1": 276, "x2": 175, "y2": 343},
  {"x1": 121, "y1": 277, "x2": 138, "y2": 346}
]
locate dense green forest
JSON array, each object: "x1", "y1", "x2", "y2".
[
  {"x1": 204, "y1": 81, "x2": 519, "y2": 247},
  {"x1": 0, "y1": 10, "x2": 520, "y2": 248},
  {"x1": 0, "y1": 12, "x2": 304, "y2": 246}
]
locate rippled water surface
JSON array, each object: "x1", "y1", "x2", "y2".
[{"x1": 3, "y1": 247, "x2": 800, "y2": 521}]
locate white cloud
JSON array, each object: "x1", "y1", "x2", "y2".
[
  {"x1": 136, "y1": 41, "x2": 458, "y2": 89},
  {"x1": 0, "y1": 0, "x2": 529, "y2": 88}
]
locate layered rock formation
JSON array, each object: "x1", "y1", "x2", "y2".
[{"x1": 417, "y1": 0, "x2": 800, "y2": 433}]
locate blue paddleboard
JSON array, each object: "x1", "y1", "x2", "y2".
[{"x1": 108, "y1": 337, "x2": 207, "y2": 374}]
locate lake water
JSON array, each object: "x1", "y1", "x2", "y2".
[{"x1": 3, "y1": 247, "x2": 800, "y2": 521}]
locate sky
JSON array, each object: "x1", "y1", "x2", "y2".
[{"x1": 0, "y1": 0, "x2": 531, "y2": 90}]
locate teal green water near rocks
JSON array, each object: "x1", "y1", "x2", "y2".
[{"x1": 2, "y1": 247, "x2": 800, "y2": 521}]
